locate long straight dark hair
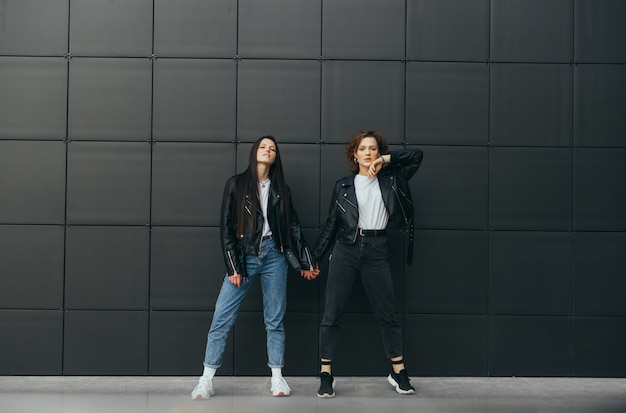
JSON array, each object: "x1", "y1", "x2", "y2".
[{"x1": 235, "y1": 136, "x2": 292, "y2": 246}]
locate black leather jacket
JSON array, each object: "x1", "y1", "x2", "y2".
[
  {"x1": 312, "y1": 149, "x2": 423, "y2": 263},
  {"x1": 220, "y1": 174, "x2": 315, "y2": 277}
]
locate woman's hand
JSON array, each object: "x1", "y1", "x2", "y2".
[
  {"x1": 367, "y1": 156, "x2": 385, "y2": 178},
  {"x1": 229, "y1": 273, "x2": 243, "y2": 288},
  {"x1": 300, "y1": 264, "x2": 320, "y2": 280}
]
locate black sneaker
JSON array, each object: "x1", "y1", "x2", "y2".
[
  {"x1": 387, "y1": 369, "x2": 415, "y2": 395},
  {"x1": 317, "y1": 372, "x2": 335, "y2": 398}
]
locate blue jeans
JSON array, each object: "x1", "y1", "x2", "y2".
[
  {"x1": 320, "y1": 235, "x2": 403, "y2": 360},
  {"x1": 203, "y1": 237, "x2": 288, "y2": 369}
]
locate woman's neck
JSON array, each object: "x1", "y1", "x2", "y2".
[{"x1": 257, "y1": 164, "x2": 270, "y2": 182}]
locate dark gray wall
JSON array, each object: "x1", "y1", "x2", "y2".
[{"x1": 0, "y1": 0, "x2": 625, "y2": 377}]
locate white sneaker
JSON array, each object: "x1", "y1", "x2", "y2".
[
  {"x1": 191, "y1": 377, "x2": 214, "y2": 400},
  {"x1": 271, "y1": 376, "x2": 291, "y2": 397}
]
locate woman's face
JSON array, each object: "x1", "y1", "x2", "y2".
[
  {"x1": 257, "y1": 138, "x2": 277, "y2": 165},
  {"x1": 354, "y1": 137, "x2": 379, "y2": 170}
]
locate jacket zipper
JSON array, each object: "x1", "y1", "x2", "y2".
[
  {"x1": 335, "y1": 200, "x2": 346, "y2": 213},
  {"x1": 396, "y1": 186, "x2": 413, "y2": 206},
  {"x1": 226, "y1": 250, "x2": 237, "y2": 274},
  {"x1": 304, "y1": 247, "x2": 313, "y2": 270},
  {"x1": 343, "y1": 196, "x2": 359, "y2": 242},
  {"x1": 344, "y1": 197, "x2": 357, "y2": 210}
]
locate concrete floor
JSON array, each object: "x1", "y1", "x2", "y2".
[{"x1": 1, "y1": 375, "x2": 625, "y2": 413}]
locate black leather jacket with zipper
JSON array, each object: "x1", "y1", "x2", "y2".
[
  {"x1": 220, "y1": 173, "x2": 315, "y2": 277},
  {"x1": 312, "y1": 149, "x2": 423, "y2": 264}
]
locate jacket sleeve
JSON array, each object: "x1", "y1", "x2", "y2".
[
  {"x1": 285, "y1": 187, "x2": 316, "y2": 271},
  {"x1": 220, "y1": 176, "x2": 242, "y2": 276},
  {"x1": 388, "y1": 149, "x2": 423, "y2": 181},
  {"x1": 312, "y1": 182, "x2": 341, "y2": 262}
]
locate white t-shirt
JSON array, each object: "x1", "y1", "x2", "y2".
[
  {"x1": 258, "y1": 180, "x2": 272, "y2": 237},
  {"x1": 354, "y1": 175, "x2": 389, "y2": 230}
]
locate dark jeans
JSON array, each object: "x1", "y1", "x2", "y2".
[{"x1": 319, "y1": 235, "x2": 403, "y2": 361}]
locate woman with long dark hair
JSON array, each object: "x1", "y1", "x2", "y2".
[
  {"x1": 312, "y1": 130, "x2": 423, "y2": 398},
  {"x1": 191, "y1": 136, "x2": 319, "y2": 400}
]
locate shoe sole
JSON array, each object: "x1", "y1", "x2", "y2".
[
  {"x1": 387, "y1": 374, "x2": 415, "y2": 395},
  {"x1": 191, "y1": 388, "x2": 214, "y2": 400},
  {"x1": 191, "y1": 393, "x2": 213, "y2": 400},
  {"x1": 272, "y1": 391, "x2": 290, "y2": 397}
]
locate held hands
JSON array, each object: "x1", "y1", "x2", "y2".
[
  {"x1": 367, "y1": 156, "x2": 385, "y2": 178},
  {"x1": 231, "y1": 266, "x2": 319, "y2": 286},
  {"x1": 228, "y1": 273, "x2": 243, "y2": 288},
  {"x1": 300, "y1": 263, "x2": 320, "y2": 280}
]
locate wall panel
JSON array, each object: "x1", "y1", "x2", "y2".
[
  {"x1": 153, "y1": 59, "x2": 237, "y2": 141},
  {"x1": 405, "y1": 314, "x2": 489, "y2": 377},
  {"x1": 490, "y1": 63, "x2": 573, "y2": 147},
  {"x1": 68, "y1": 58, "x2": 152, "y2": 141},
  {"x1": 150, "y1": 227, "x2": 222, "y2": 311},
  {"x1": 0, "y1": 0, "x2": 68, "y2": 56},
  {"x1": 490, "y1": 148, "x2": 572, "y2": 231},
  {"x1": 64, "y1": 311, "x2": 149, "y2": 375},
  {"x1": 69, "y1": 0, "x2": 152, "y2": 57},
  {"x1": 238, "y1": 0, "x2": 321, "y2": 59},
  {"x1": 574, "y1": 0, "x2": 626, "y2": 64},
  {"x1": 407, "y1": 0, "x2": 489, "y2": 62},
  {"x1": 408, "y1": 230, "x2": 488, "y2": 314},
  {"x1": 574, "y1": 65, "x2": 626, "y2": 148},
  {"x1": 406, "y1": 62, "x2": 489, "y2": 146},
  {"x1": 490, "y1": 232, "x2": 573, "y2": 315},
  {"x1": 0, "y1": 310, "x2": 63, "y2": 375},
  {"x1": 0, "y1": 57, "x2": 67, "y2": 139},
  {"x1": 151, "y1": 142, "x2": 235, "y2": 226},
  {"x1": 153, "y1": 0, "x2": 237, "y2": 58},
  {"x1": 0, "y1": 225, "x2": 64, "y2": 309},
  {"x1": 490, "y1": 0, "x2": 573, "y2": 63},
  {"x1": 237, "y1": 60, "x2": 321, "y2": 142},
  {"x1": 321, "y1": 61, "x2": 405, "y2": 143},
  {"x1": 0, "y1": 141, "x2": 66, "y2": 224},
  {"x1": 412, "y1": 146, "x2": 488, "y2": 230},
  {"x1": 489, "y1": 315, "x2": 573, "y2": 376},
  {"x1": 322, "y1": 0, "x2": 405, "y2": 60},
  {"x1": 574, "y1": 149, "x2": 626, "y2": 230},
  {"x1": 66, "y1": 142, "x2": 151, "y2": 225},
  {"x1": 574, "y1": 317, "x2": 626, "y2": 377},
  {"x1": 573, "y1": 233, "x2": 626, "y2": 317},
  {"x1": 65, "y1": 226, "x2": 149, "y2": 310}
]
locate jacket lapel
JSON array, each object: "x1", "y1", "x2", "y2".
[
  {"x1": 378, "y1": 171, "x2": 391, "y2": 211},
  {"x1": 341, "y1": 176, "x2": 358, "y2": 209},
  {"x1": 268, "y1": 187, "x2": 280, "y2": 211}
]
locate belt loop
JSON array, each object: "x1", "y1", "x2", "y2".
[{"x1": 359, "y1": 228, "x2": 365, "y2": 237}]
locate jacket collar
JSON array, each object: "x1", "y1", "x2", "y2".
[
  {"x1": 268, "y1": 187, "x2": 281, "y2": 209},
  {"x1": 342, "y1": 172, "x2": 392, "y2": 210},
  {"x1": 246, "y1": 186, "x2": 281, "y2": 212}
]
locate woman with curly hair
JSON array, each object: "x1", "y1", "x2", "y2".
[{"x1": 312, "y1": 130, "x2": 423, "y2": 398}]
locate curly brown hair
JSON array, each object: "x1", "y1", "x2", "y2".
[{"x1": 344, "y1": 130, "x2": 389, "y2": 173}]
